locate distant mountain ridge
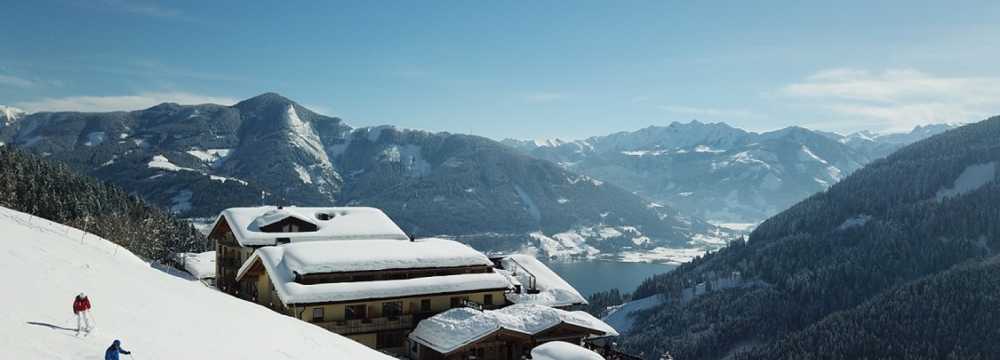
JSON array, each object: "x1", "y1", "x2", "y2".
[
  {"x1": 615, "y1": 116, "x2": 1000, "y2": 359},
  {"x1": 503, "y1": 121, "x2": 956, "y2": 223},
  {"x1": 0, "y1": 94, "x2": 729, "y2": 259}
]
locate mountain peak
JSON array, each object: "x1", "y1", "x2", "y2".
[
  {"x1": 234, "y1": 92, "x2": 305, "y2": 115},
  {"x1": 0, "y1": 105, "x2": 26, "y2": 126},
  {"x1": 246, "y1": 92, "x2": 293, "y2": 103},
  {"x1": 236, "y1": 92, "x2": 297, "y2": 109}
]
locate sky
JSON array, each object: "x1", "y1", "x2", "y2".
[{"x1": 3, "y1": 0, "x2": 1000, "y2": 140}]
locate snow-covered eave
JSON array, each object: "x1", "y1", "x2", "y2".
[
  {"x1": 409, "y1": 325, "x2": 504, "y2": 355},
  {"x1": 244, "y1": 252, "x2": 511, "y2": 306},
  {"x1": 502, "y1": 255, "x2": 589, "y2": 306},
  {"x1": 409, "y1": 305, "x2": 617, "y2": 355},
  {"x1": 504, "y1": 294, "x2": 587, "y2": 308},
  {"x1": 235, "y1": 251, "x2": 263, "y2": 283}
]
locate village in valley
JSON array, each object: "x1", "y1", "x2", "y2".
[{"x1": 182, "y1": 205, "x2": 629, "y2": 359}]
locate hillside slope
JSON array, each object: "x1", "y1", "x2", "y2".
[
  {"x1": 0, "y1": 205, "x2": 391, "y2": 359},
  {"x1": 0, "y1": 147, "x2": 205, "y2": 260},
  {"x1": 752, "y1": 258, "x2": 1000, "y2": 359},
  {"x1": 616, "y1": 116, "x2": 1000, "y2": 359}
]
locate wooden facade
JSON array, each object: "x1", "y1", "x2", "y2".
[
  {"x1": 211, "y1": 217, "x2": 257, "y2": 295},
  {"x1": 237, "y1": 257, "x2": 509, "y2": 353}
]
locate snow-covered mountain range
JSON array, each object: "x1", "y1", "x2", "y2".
[
  {"x1": 0, "y1": 94, "x2": 730, "y2": 261},
  {"x1": 503, "y1": 121, "x2": 957, "y2": 223}
]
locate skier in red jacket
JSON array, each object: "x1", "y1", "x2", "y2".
[{"x1": 73, "y1": 292, "x2": 92, "y2": 333}]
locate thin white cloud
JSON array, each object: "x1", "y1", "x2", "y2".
[
  {"x1": 521, "y1": 92, "x2": 569, "y2": 103},
  {"x1": 101, "y1": 0, "x2": 183, "y2": 19},
  {"x1": 15, "y1": 92, "x2": 237, "y2": 113},
  {"x1": 0, "y1": 74, "x2": 35, "y2": 88},
  {"x1": 657, "y1": 105, "x2": 763, "y2": 120},
  {"x1": 780, "y1": 68, "x2": 1000, "y2": 131}
]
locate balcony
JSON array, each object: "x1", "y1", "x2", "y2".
[{"x1": 315, "y1": 315, "x2": 414, "y2": 335}]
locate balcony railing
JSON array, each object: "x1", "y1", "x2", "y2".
[{"x1": 314, "y1": 315, "x2": 414, "y2": 335}]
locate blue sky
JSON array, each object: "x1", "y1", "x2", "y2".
[{"x1": 3, "y1": 0, "x2": 1000, "y2": 140}]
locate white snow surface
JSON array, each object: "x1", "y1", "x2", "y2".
[
  {"x1": 837, "y1": 214, "x2": 872, "y2": 231},
  {"x1": 293, "y1": 163, "x2": 313, "y2": 184},
  {"x1": 1, "y1": 105, "x2": 26, "y2": 126},
  {"x1": 0, "y1": 206, "x2": 391, "y2": 360},
  {"x1": 185, "y1": 148, "x2": 231, "y2": 167},
  {"x1": 215, "y1": 206, "x2": 410, "y2": 246},
  {"x1": 410, "y1": 304, "x2": 617, "y2": 354},
  {"x1": 617, "y1": 247, "x2": 707, "y2": 265},
  {"x1": 242, "y1": 238, "x2": 491, "y2": 276},
  {"x1": 501, "y1": 255, "x2": 588, "y2": 307},
  {"x1": 82, "y1": 132, "x2": 105, "y2": 147},
  {"x1": 936, "y1": 162, "x2": 996, "y2": 201},
  {"x1": 285, "y1": 105, "x2": 334, "y2": 170},
  {"x1": 601, "y1": 295, "x2": 664, "y2": 335},
  {"x1": 147, "y1": 154, "x2": 191, "y2": 172},
  {"x1": 242, "y1": 247, "x2": 510, "y2": 305},
  {"x1": 171, "y1": 251, "x2": 216, "y2": 279},
  {"x1": 531, "y1": 341, "x2": 605, "y2": 360}
]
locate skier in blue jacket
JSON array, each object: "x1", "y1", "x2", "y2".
[{"x1": 105, "y1": 339, "x2": 131, "y2": 360}]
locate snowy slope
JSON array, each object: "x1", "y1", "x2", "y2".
[{"x1": 0, "y1": 206, "x2": 391, "y2": 360}]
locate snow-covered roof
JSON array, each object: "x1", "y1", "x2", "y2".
[
  {"x1": 409, "y1": 304, "x2": 617, "y2": 355},
  {"x1": 237, "y1": 242, "x2": 510, "y2": 305},
  {"x1": 501, "y1": 254, "x2": 588, "y2": 307},
  {"x1": 213, "y1": 206, "x2": 409, "y2": 246},
  {"x1": 237, "y1": 238, "x2": 492, "y2": 277},
  {"x1": 172, "y1": 251, "x2": 216, "y2": 279},
  {"x1": 531, "y1": 341, "x2": 605, "y2": 360}
]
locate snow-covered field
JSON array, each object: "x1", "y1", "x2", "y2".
[
  {"x1": 616, "y1": 247, "x2": 709, "y2": 265},
  {"x1": 601, "y1": 295, "x2": 664, "y2": 335},
  {"x1": 0, "y1": 206, "x2": 391, "y2": 360}
]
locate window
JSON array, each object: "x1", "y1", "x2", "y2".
[
  {"x1": 345, "y1": 304, "x2": 367, "y2": 320},
  {"x1": 382, "y1": 301, "x2": 403, "y2": 319},
  {"x1": 420, "y1": 299, "x2": 432, "y2": 313},
  {"x1": 311, "y1": 307, "x2": 324, "y2": 322},
  {"x1": 483, "y1": 294, "x2": 494, "y2": 306}
]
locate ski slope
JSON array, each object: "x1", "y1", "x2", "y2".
[{"x1": 0, "y1": 206, "x2": 392, "y2": 360}]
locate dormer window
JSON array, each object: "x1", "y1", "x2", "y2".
[{"x1": 258, "y1": 215, "x2": 318, "y2": 233}]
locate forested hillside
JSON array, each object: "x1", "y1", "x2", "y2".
[
  {"x1": 618, "y1": 116, "x2": 1000, "y2": 359},
  {"x1": 0, "y1": 147, "x2": 206, "y2": 260}
]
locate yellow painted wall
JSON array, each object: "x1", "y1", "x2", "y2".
[{"x1": 299, "y1": 290, "x2": 508, "y2": 322}]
